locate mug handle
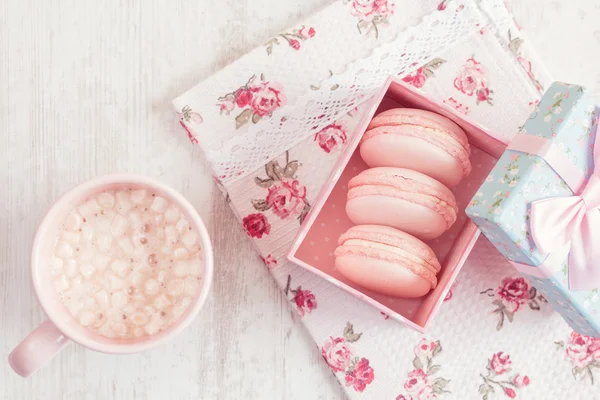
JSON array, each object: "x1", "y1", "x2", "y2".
[{"x1": 8, "y1": 319, "x2": 71, "y2": 377}]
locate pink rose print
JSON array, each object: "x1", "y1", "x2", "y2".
[
  {"x1": 177, "y1": 105, "x2": 203, "y2": 144},
  {"x1": 480, "y1": 352, "x2": 530, "y2": 399},
  {"x1": 264, "y1": 25, "x2": 317, "y2": 54},
  {"x1": 234, "y1": 88, "x2": 252, "y2": 108},
  {"x1": 265, "y1": 180, "x2": 307, "y2": 219},
  {"x1": 252, "y1": 151, "x2": 311, "y2": 224},
  {"x1": 179, "y1": 121, "x2": 198, "y2": 145},
  {"x1": 480, "y1": 276, "x2": 546, "y2": 330},
  {"x1": 437, "y1": 0, "x2": 447, "y2": 10},
  {"x1": 490, "y1": 352, "x2": 512, "y2": 375},
  {"x1": 260, "y1": 254, "x2": 277, "y2": 269},
  {"x1": 508, "y1": 30, "x2": 544, "y2": 93},
  {"x1": 556, "y1": 331, "x2": 600, "y2": 383},
  {"x1": 284, "y1": 275, "x2": 317, "y2": 317},
  {"x1": 402, "y1": 58, "x2": 446, "y2": 89},
  {"x1": 404, "y1": 369, "x2": 428, "y2": 393},
  {"x1": 443, "y1": 281, "x2": 458, "y2": 302},
  {"x1": 250, "y1": 81, "x2": 286, "y2": 117},
  {"x1": 242, "y1": 213, "x2": 271, "y2": 239},
  {"x1": 396, "y1": 339, "x2": 450, "y2": 399},
  {"x1": 314, "y1": 123, "x2": 347, "y2": 153},
  {"x1": 346, "y1": 0, "x2": 395, "y2": 39},
  {"x1": 217, "y1": 74, "x2": 286, "y2": 129},
  {"x1": 381, "y1": 311, "x2": 390, "y2": 319},
  {"x1": 321, "y1": 323, "x2": 374, "y2": 392},
  {"x1": 443, "y1": 98, "x2": 470, "y2": 115},
  {"x1": 345, "y1": 358, "x2": 375, "y2": 392},
  {"x1": 513, "y1": 374, "x2": 530, "y2": 388},
  {"x1": 453, "y1": 56, "x2": 494, "y2": 105},
  {"x1": 177, "y1": 105, "x2": 203, "y2": 125},
  {"x1": 321, "y1": 337, "x2": 352, "y2": 372}
]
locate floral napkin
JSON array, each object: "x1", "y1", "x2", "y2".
[{"x1": 173, "y1": 0, "x2": 600, "y2": 398}]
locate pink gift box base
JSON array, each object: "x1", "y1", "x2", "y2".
[{"x1": 288, "y1": 76, "x2": 507, "y2": 332}]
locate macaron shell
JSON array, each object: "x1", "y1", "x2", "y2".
[
  {"x1": 346, "y1": 168, "x2": 458, "y2": 240},
  {"x1": 360, "y1": 133, "x2": 465, "y2": 188},
  {"x1": 334, "y1": 254, "x2": 432, "y2": 298},
  {"x1": 338, "y1": 224, "x2": 441, "y2": 270},
  {"x1": 361, "y1": 108, "x2": 471, "y2": 187},
  {"x1": 367, "y1": 108, "x2": 470, "y2": 153},
  {"x1": 347, "y1": 194, "x2": 447, "y2": 240}
]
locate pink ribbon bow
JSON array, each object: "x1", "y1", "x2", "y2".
[{"x1": 528, "y1": 126, "x2": 600, "y2": 290}]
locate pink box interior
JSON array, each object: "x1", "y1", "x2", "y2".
[{"x1": 288, "y1": 77, "x2": 507, "y2": 333}]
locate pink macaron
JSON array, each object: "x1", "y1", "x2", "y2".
[
  {"x1": 334, "y1": 225, "x2": 441, "y2": 298},
  {"x1": 346, "y1": 167, "x2": 458, "y2": 240},
  {"x1": 360, "y1": 108, "x2": 471, "y2": 187}
]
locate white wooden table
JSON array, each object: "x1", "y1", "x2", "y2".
[{"x1": 1, "y1": 1, "x2": 599, "y2": 399}]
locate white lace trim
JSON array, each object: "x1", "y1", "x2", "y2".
[{"x1": 209, "y1": 0, "x2": 489, "y2": 185}]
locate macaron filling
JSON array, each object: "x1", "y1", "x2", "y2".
[
  {"x1": 338, "y1": 226, "x2": 441, "y2": 271},
  {"x1": 348, "y1": 173, "x2": 458, "y2": 228},
  {"x1": 362, "y1": 125, "x2": 472, "y2": 178},
  {"x1": 334, "y1": 244, "x2": 438, "y2": 288}
]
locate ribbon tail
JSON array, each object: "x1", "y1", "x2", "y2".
[
  {"x1": 568, "y1": 211, "x2": 600, "y2": 290},
  {"x1": 530, "y1": 197, "x2": 585, "y2": 255}
]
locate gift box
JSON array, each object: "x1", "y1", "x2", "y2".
[
  {"x1": 466, "y1": 81, "x2": 600, "y2": 337},
  {"x1": 287, "y1": 75, "x2": 506, "y2": 332}
]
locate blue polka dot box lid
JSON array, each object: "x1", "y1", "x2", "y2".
[{"x1": 466, "y1": 81, "x2": 600, "y2": 338}]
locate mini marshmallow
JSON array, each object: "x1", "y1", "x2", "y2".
[
  {"x1": 144, "y1": 322, "x2": 160, "y2": 335},
  {"x1": 51, "y1": 256, "x2": 64, "y2": 276},
  {"x1": 129, "y1": 210, "x2": 143, "y2": 228},
  {"x1": 111, "y1": 291, "x2": 128, "y2": 309},
  {"x1": 181, "y1": 231, "x2": 198, "y2": 250},
  {"x1": 97, "y1": 192, "x2": 115, "y2": 209},
  {"x1": 157, "y1": 270, "x2": 167, "y2": 283},
  {"x1": 144, "y1": 279, "x2": 160, "y2": 295},
  {"x1": 96, "y1": 214, "x2": 113, "y2": 232},
  {"x1": 109, "y1": 275, "x2": 126, "y2": 290},
  {"x1": 111, "y1": 215, "x2": 128, "y2": 237},
  {"x1": 118, "y1": 237, "x2": 134, "y2": 255},
  {"x1": 115, "y1": 191, "x2": 133, "y2": 214},
  {"x1": 65, "y1": 259, "x2": 78, "y2": 277},
  {"x1": 97, "y1": 233, "x2": 113, "y2": 252},
  {"x1": 184, "y1": 277, "x2": 199, "y2": 296},
  {"x1": 130, "y1": 189, "x2": 147, "y2": 204},
  {"x1": 130, "y1": 312, "x2": 149, "y2": 326},
  {"x1": 188, "y1": 259, "x2": 203, "y2": 276},
  {"x1": 164, "y1": 207, "x2": 181, "y2": 224},
  {"x1": 93, "y1": 254, "x2": 111, "y2": 270},
  {"x1": 111, "y1": 259, "x2": 130, "y2": 278},
  {"x1": 67, "y1": 301, "x2": 83, "y2": 318},
  {"x1": 154, "y1": 294, "x2": 171, "y2": 309},
  {"x1": 129, "y1": 272, "x2": 144, "y2": 286},
  {"x1": 112, "y1": 322, "x2": 128, "y2": 337},
  {"x1": 176, "y1": 218, "x2": 189, "y2": 234},
  {"x1": 94, "y1": 289, "x2": 109, "y2": 307},
  {"x1": 79, "y1": 198, "x2": 101, "y2": 217},
  {"x1": 173, "y1": 262, "x2": 188, "y2": 277},
  {"x1": 54, "y1": 275, "x2": 70, "y2": 292},
  {"x1": 83, "y1": 297, "x2": 97, "y2": 309},
  {"x1": 79, "y1": 311, "x2": 95, "y2": 327},
  {"x1": 164, "y1": 225, "x2": 178, "y2": 243},
  {"x1": 154, "y1": 214, "x2": 165, "y2": 227},
  {"x1": 62, "y1": 231, "x2": 81, "y2": 245},
  {"x1": 167, "y1": 279, "x2": 184, "y2": 297},
  {"x1": 55, "y1": 241, "x2": 75, "y2": 259},
  {"x1": 133, "y1": 327, "x2": 145, "y2": 337},
  {"x1": 80, "y1": 224, "x2": 95, "y2": 242},
  {"x1": 151, "y1": 196, "x2": 168, "y2": 213},
  {"x1": 79, "y1": 264, "x2": 96, "y2": 279},
  {"x1": 173, "y1": 248, "x2": 189, "y2": 260},
  {"x1": 64, "y1": 212, "x2": 83, "y2": 232}
]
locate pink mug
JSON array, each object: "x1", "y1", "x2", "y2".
[{"x1": 8, "y1": 174, "x2": 214, "y2": 377}]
